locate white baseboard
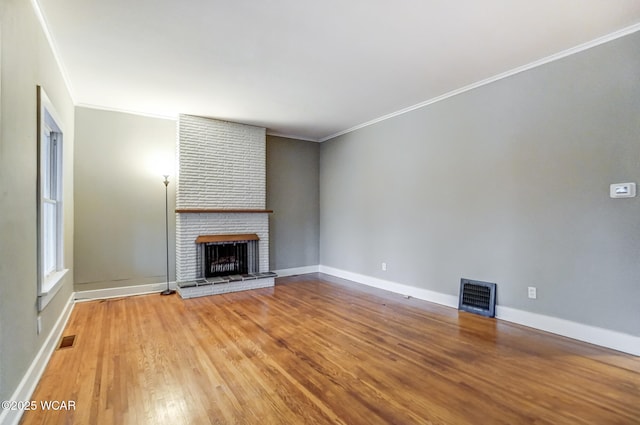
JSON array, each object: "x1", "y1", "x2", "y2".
[
  {"x1": 273, "y1": 265, "x2": 320, "y2": 277},
  {"x1": 318, "y1": 265, "x2": 639, "y2": 356},
  {"x1": 495, "y1": 306, "x2": 639, "y2": 356},
  {"x1": 74, "y1": 281, "x2": 176, "y2": 302},
  {"x1": 319, "y1": 265, "x2": 459, "y2": 308},
  {"x1": 0, "y1": 292, "x2": 75, "y2": 425}
]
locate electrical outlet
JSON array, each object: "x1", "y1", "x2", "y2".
[
  {"x1": 528, "y1": 287, "x2": 537, "y2": 299},
  {"x1": 381, "y1": 262, "x2": 387, "y2": 271}
]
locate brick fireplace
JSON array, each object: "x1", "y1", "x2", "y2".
[{"x1": 175, "y1": 115, "x2": 275, "y2": 298}]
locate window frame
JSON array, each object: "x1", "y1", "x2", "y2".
[{"x1": 37, "y1": 86, "x2": 68, "y2": 311}]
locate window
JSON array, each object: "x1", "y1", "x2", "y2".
[{"x1": 37, "y1": 86, "x2": 67, "y2": 310}]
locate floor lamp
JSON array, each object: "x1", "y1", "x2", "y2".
[{"x1": 161, "y1": 174, "x2": 175, "y2": 295}]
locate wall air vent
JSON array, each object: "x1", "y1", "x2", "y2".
[{"x1": 458, "y1": 279, "x2": 496, "y2": 318}]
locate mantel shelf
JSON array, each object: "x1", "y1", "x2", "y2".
[
  {"x1": 176, "y1": 208, "x2": 273, "y2": 214},
  {"x1": 195, "y1": 234, "x2": 259, "y2": 244}
]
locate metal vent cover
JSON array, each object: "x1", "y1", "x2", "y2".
[{"x1": 458, "y1": 279, "x2": 496, "y2": 317}]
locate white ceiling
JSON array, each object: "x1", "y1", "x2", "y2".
[{"x1": 37, "y1": 0, "x2": 640, "y2": 141}]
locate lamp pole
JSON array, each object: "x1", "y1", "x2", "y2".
[{"x1": 161, "y1": 174, "x2": 175, "y2": 295}]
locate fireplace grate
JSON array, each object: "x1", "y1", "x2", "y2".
[
  {"x1": 204, "y1": 242, "x2": 250, "y2": 278},
  {"x1": 458, "y1": 279, "x2": 496, "y2": 317}
]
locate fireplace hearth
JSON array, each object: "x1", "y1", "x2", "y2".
[{"x1": 177, "y1": 231, "x2": 275, "y2": 298}]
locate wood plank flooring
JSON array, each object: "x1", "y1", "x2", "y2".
[{"x1": 21, "y1": 274, "x2": 640, "y2": 424}]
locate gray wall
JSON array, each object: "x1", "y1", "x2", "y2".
[
  {"x1": 267, "y1": 136, "x2": 320, "y2": 270},
  {"x1": 320, "y1": 32, "x2": 640, "y2": 336},
  {"x1": 74, "y1": 113, "x2": 319, "y2": 289},
  {"x1": 0, "y1": 0, "x2": 75, "y2": 401},
  {"x1": 74, "y1": 107, "x2": 177, "y2": 291}
]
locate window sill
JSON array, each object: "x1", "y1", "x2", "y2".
[{"x1": 39, "y1": 268, "x2": 69, "y2": 311}]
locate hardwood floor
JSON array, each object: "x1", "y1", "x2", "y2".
[{"x1": 22, "y1": 274, "x2": 639, "y2": 424}]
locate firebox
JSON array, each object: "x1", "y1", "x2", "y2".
[
  {"x1": 204, "y1": 242, "x2": 247, "y2": 277},
  {"x1": 196, "y1": 234, "x2": 259, "y2": 279}
]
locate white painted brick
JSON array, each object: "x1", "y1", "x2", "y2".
[
  {"x1": 175, "y1": 115, "x2": 270, "y2": 290},
  {"x1": 177, "y1": 277, "x2": 275, "y2": 299},
  {"x1": 177, "y1": 115, "x2": 266, "y2": 209}
]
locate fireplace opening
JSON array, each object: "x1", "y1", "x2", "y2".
[
  {"x1": 196, "y1": 234, "x2": 260, "y2": 279},
  {"x1": 205, "y1": 242, "x2": 247, "y2": 277}
]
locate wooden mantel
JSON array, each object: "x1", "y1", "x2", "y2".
[
  {"x1": 176, "y1": 208, "x2": 273, "y2": 214},
  {"x1": 195, "y1": 234, "x2": 260, "y2": 244}
]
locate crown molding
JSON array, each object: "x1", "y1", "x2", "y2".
[
  {"x1": 31, "y1": 0, "x2": 76, "y2": 102},
  {"x1": 319, "y1": 22, "x2": 640, "y2": 142}
]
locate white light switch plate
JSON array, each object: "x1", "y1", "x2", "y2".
[{"x1": 610, "y1": 182, "x2": 636, "y2": 198}]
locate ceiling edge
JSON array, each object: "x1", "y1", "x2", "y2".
[
  {"x1": 318, "y1": 22, "x2": 640, "y2": 143},
  {"x1": 265, "y1": 132, "x2": 320, "y2": 143},
  {"x1": 76, "y1": 103, "x2": 178, "y2": 121}
]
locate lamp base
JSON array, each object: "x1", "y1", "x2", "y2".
[{"x1": 160, "y1": 289, "x2": 176, "y2": 296}]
